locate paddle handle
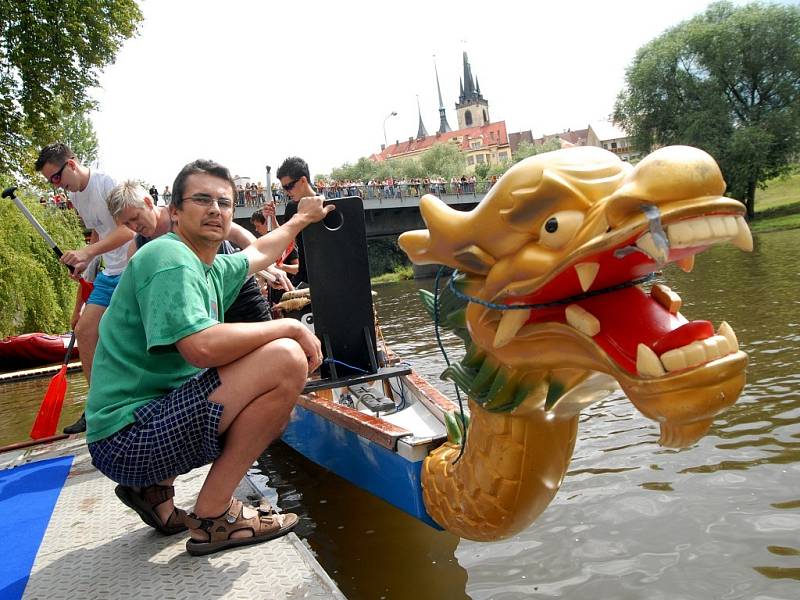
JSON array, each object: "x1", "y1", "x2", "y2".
[
  {"x1": 2, "y1": 186, "x2": 74, "y2": 273},
  {"x1": 63, "y1": 332, "x2": 77, "y2": 365}
]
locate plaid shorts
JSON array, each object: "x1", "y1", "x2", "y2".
[{"x1": 88, "y1": 368, "x2": 224, "y2": 487}]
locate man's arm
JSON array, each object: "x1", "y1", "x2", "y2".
[
  {"x1": 175, "y1": 318, "x2": 322, "y2": 372},
  {"x1": 227, "y1": 222, "x2": 256, "y2": 249},
  {"x1": 61, "y1": 224, "x2": 135, "y2": 274},
  {"x1": 241, "y1": 195, "x2": 332, "y2": 275}
]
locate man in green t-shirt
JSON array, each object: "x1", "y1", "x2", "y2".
[{"x1": 86, "y1": 159, "x2": 333, "y2": 556}]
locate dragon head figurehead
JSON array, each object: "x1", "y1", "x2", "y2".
[{"x1": 399, "y1": 146, "x2": 751, "y2": 540}]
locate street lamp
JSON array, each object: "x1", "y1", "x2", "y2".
[{"x1": 383, "y1": 111, "x2": 397, "y2": 147}]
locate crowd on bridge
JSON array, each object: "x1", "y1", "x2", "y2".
[{"x1": 270, "y1": 174, "x2": 498, "y2": 205}]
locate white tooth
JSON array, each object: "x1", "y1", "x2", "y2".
[
  {"x1": 651, "y1": 283, "x2": 682, "y2": 314},
  {"x1": 725, "y1": 216, "x2": 738, "y2": 236},
  {"x1": 565, "y1": 304, "x2": 600, "y2": 337},
  {"x1": 668, "y1": 221, "x2": 693, "y2": 246},
  {"x1": 683, "y1": 341, "x2": 707, "y2": 368},
  {"x1": 493, "y1": 309, "x2": 531, "y2": 348},
  {"x1": 637, "y1": 344, "x2": 666, "y2": 377},
  {"x1": 677, "y1": 255, "x2": 695, "y2": 272},
  {"x1": 732, "y1": 216, "x2": 753, "y2": 251},
  {"x1": 691, "y1": 218, "x2": 711, "y2": 241},
  {"x1": 575, "y1": 262, "x2": 599, "y2": 292},
  {"x1": 636, "y1": 232, "x2": 669, "y2": 263},
  {"x1": 661, "y1": 347, "x2": 688, "y2": 372},
  {"x1": 709, "y1": 216, "x2": 727, "y2": 237},
  {"x1": 717, "y1": 321, "x2": 739, "y2": 352},
  {"x1": 701, "y1": 336, "x2": 723, "y2": 361}
]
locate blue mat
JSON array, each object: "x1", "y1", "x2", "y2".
[{"x1": 0, "y1": 456, "x2": 73, "y2": 600}]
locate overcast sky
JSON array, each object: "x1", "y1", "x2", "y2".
[{"x1": 90, "y1": 0, "x2": 730, "y2": 187}]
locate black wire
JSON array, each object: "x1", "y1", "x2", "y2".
[
  {"x1": 434, "y1": 266, "x2": 467, "y2": 463},
  {"x1": 447, "y1": 270, "x2": 657, "y2": 311}
]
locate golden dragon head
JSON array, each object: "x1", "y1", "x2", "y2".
[{"x1": 400, "y1": 145, "x2": 750, "y2": 448}]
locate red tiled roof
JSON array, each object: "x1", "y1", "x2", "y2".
[
  {"x1": 370, "y1": 121, "x2": 509, "y2": 161},
  {"x1": 508, "y1": 128, "x2": 589, "y2": 154}
]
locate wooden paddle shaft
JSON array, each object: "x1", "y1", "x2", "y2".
[{"x1": 0, "y1": 434, "x2": 70, "y2": 455}]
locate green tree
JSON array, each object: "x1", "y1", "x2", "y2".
[
  {"x1": 61, "y1": 109, "x2": 99, "y2": 166},
  {"x1": 614, "y1": 1, "x2": 800, "y2": 219},
  {"x1": 0, "y1": 182, "x2": 85, "y2": 337},
  {"x1": 474, "y1": 162, "x2": 490, "y2": 180},
  {"x1": 513, "y1": 138, "x2": 561, "y2": 163},
  {"x1": 418, "y1": 142, "x2": 467, "y2": 179},
  {"x1": 0, "y1": 0, "x2": 142, "y2": 177}
]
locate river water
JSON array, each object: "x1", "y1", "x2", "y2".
[{"x1": 1, "y1": 228, "x2": 798, "y2": 599}]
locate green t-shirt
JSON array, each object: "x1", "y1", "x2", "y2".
[{"x1": 85, "y1": 233, "x2": 248, "y2": 443}]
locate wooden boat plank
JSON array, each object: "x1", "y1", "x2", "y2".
[{"x1": 298, "y1": 390, "x2": 412, "y2": 450}]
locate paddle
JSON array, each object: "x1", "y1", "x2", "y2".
[
  {"x1": 1, "y1": 186, "x2": 93, "y2": 298},
  {"x1": 30, "y1": 332, "x2": 77, "y2": 439}
]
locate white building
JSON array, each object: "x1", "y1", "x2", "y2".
[{"x1": 587, "y1": 121, "x2": 639, "y2": 161}]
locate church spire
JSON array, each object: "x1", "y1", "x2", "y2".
[
  {"x1": 434, "y1": 56, "x2": 452, "y2": 134},
  {"x1": 416, "y1": 95, "x2": 428, "y2": 139},
  {"x1": 458, "y1": 51, "x2": 484, "y2": 104},
  {"x1": 455, "y1": 51, "x2": 490, "y2": 129}
]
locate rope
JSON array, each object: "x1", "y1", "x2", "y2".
[
  {"x1": 447, "y1": 271, "x2": 656, "y2": 311},
  {"x1": 434, "y1": 266, "x2": 467, "y2": 463},
  {"x1": 434, "y1": 267, "x2": 656, "y2": 464},
  {"x1": 322, "y1": 357, "x2": 371, "y2": 374}
]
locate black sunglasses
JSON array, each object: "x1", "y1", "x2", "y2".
[
  {"x1": 282, "y1": 178, "x2": 299, "y2": 192},
  {"x1": 49, "y1": 161, "x2": 69, "y2": 185}
]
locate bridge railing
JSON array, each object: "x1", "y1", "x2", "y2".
[{"x1": 234, "y1": 180, "x2": 497, "y2": 208}]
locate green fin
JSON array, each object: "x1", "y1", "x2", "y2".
[
  {"x1": 545, "y1": 380, "x2": 566, "y2": 410},
  {"x1": 444, "y1": 410, "x2": 470, "y2": 444}
]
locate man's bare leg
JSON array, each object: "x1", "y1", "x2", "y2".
[
  {"x1": 75, "y1": 304, "x2": 105, "y2": 383},
  {"x1": 190, "y1": 337, "x2": 308, "y2": 538}
]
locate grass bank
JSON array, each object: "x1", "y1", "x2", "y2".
[
  {"x1": 751, "y1": 170, "x2": 800, "y2": 233},
  {"x1": 370, "y1": 265, "x2": 414, "y2": 285}
]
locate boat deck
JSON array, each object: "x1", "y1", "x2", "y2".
[{"x1": 1, "y1": 436, "x2": 346, "y2": 599}]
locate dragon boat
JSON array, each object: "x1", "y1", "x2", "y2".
[
  {"x1": 0, "y1": 332, "x2": 78, "y2": 371},
  {"x1": 279, "y1": 144, "x2": 752, "y2": 542}
]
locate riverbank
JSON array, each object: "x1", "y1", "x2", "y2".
[{"x1": 749, "y1": 170, "x2": 800, "y2": 233}]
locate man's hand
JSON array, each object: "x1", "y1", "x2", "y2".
[
  {"x1": 61, "y1": 248, "x2": 93, "y2": 277},
  {"x1": 265, "y1": 264, "x2": 293, "y2": 291},
  {"x1": 286, "y1": 318, "x2": 324, "y2": 373},
  {"x1": 261, "y1": 201, "x2": 276, "y2": 218},
  {"x1": 296, "y1": 195, "x2": 334, "y2": 224}
]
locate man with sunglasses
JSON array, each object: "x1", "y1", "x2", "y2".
[
  {"x1": 85, "y1": 159, "x2": 333, "y2": 555},
  {"x1": 276, "y1": 156, "x2": 321, "y2": 287},
  {"x1": 35, "y1": 142, "x2": 135, "y2": 434}
]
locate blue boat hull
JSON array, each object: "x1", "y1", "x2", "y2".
[{"x1": 281, "y1": 402, "x2": 440, "y2": 529}]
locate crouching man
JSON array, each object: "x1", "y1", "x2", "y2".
[{"x1": 85, "y1": 159, "x2": 333, "y2": 556}]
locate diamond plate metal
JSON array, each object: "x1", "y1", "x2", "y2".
[{"x1": 10, "y1": 439, "x2": 345, "y2": 599}]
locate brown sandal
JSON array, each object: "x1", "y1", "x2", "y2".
[
  {"x1": 185, "y1": 498, "x2": 298, "y2": 556},
  {"x1": 115, "y1": 484, "x2": 188, "y2": 535}
]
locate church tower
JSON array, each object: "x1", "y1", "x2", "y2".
[
  {"x1": 455, "y1": 52, "x2": 489, "y2": 130},
  {"x1": 416, "y1": 95, "x2": 429, "y2": 139},
  {"x1": 434, "y1": 57, "x2": 452, "y2": 134}
]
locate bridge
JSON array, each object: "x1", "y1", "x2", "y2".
[{"x1": 233, "y1": 189, "x2": 487, "y2": 238}]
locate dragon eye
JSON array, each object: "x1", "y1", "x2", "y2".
[{"x1": 539, "y1": 210, "x2": 584, "y2": 249}]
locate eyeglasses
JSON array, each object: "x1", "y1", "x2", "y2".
[
  {"x1": 282, "y1": 178, "x2": 299, "y2": 192},
  {"x1": 49, "y1": 161, "x2": 69, "y2": 185},
  {"x1": 182, "y1": 194, "x2": 234, "y2": 211}
]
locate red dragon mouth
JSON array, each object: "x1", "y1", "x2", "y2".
[{"x1": 489, "y1": 212, "x2": 752, "y2": 379}]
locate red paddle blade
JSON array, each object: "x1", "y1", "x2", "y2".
[{"x1": 30, "y1": 365, "x2": 68, "y2": 440}]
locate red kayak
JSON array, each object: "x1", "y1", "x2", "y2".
[{"x1": 0, "y1": 333, "x2": 80, "y2": 371}]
